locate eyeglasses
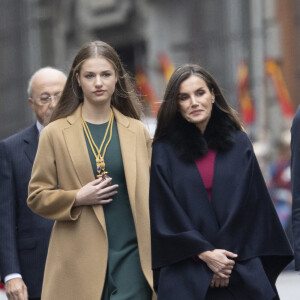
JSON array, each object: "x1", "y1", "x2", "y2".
[{"x1": 35, "y1": 93, "x2": 61, "y2": 105}]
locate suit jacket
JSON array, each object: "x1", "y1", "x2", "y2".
[
  {"x1": 27, "y1": 105, "x2": 156, "y2": 300},
  {"x1": 291, "y1": 106, "x2": 300, "y2": 270},
  {"x1": 0, "y1": 124, "x2": 53, "y2": 298},
  {"x1": 150, "y1": 130, "x2": 293, "y2": 300}
]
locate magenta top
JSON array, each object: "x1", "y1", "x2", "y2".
[{"x1": 195, "y1": 150, "x2": 216, "y2": 201}]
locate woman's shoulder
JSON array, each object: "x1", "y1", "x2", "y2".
[
  {"x1": 292, "y1": 105, "x2": 300, "y2": 131},
  {"x1": 127, "y1": 116, "x2": 146, "y2": 128},
  {"x1": 51, "y1": 117, "x2": 70, "y2": 126},
  {"x1": 115, "y1": 111, "x2": 151, "y2": 136},
  {"x1": 234, "y1": 129, "x2": 249, "y2": 140},
  {"x1": 232, "y1": 130, "x2": 253, "y2": 151},
  {"x1": 41, "y1": 117, "x2": 71, "y2": 140},
  {"x1": 152, "y1": 138, "x2": 174, "y2": 155}
]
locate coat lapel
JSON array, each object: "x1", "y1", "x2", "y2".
[
  {"x1": 62, "y1": 106, "x2": 138, "y2": 233},
  {"x1": 63, "y1": 105, "x2": 107, "y2": 233},
  {"x1": 24, "y1": 124, "x2": 39, "y2": 164},
  {"x1": 113, "y1": 108, "x2": 137, "y2": 218}
]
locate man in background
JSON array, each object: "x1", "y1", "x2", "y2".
[
  {"x1": 0, "y1": 67, "x2": 67, "y2": 300},
  {"x1": 291, "y1": 106, "x2": 300, "y2": 273}
]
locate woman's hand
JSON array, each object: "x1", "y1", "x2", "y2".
[
  {"x1": 210, "y1": 273, "x2": 229, "y2": 288},
  {"x1": 74, "y1": 177, "x2": 118, "y2": 207},
  {"x1": 198, "y1": 249, "x2": 237, "y2": 278}
]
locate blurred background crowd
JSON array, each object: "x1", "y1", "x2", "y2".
[{"x1": 0, "y1": 0, "x2": 300, "y2": 269}]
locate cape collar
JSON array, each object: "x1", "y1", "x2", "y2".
[{"x1": 166, "y1": 112, "x2": 236, "y2": 162}]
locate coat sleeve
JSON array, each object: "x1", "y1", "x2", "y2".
[
  {"x1": 0, "y1": 141, "x2": 21, "y2": 277},
  {"x1": 291, "y1": 107, "x2": 300, "y2": 270},
  {"x1": 27, "y1": 127, "x2": 81, "y2": 221},
  {"x1": 149, "y1": 141, "x2": 214, "y2": 269}
]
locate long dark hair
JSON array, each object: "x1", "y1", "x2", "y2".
[
  {"x1": 50, "y1": 40, "x2": 142, "y2": 122},
  {"x1": 154, "y1": 64, "x2": 242, "y2": 141}
]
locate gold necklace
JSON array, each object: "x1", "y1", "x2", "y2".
[{"x1": 82, "y1": 109, "x2": 114, "y2": 178}]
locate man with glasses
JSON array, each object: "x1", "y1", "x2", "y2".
[{"x1": 0, "y1": 67, "x2": 66, "y2": 300}]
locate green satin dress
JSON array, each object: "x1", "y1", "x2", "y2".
[{"x1": 84, "y1": 120, "x2": 151, "y2": 300}]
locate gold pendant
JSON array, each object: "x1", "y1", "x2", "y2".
[
  {"x1": 99, "y1": 161, "x2": 105, "y2": 169},
  {"x1": 96, "y1": 158, "x2": 105, "y2": 170},
  {"x1": 96, "y1": 157, "x2": 107, "y2": 179},
  {"x1": 97, "y1": 171, "x2": 108, "y2": 179}
]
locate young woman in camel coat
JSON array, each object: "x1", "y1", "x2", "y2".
[{"x1": 27, "y1": 41, "x2": 155, "y2": 300}]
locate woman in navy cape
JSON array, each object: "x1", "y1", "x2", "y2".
[{"x1": 149, "y1": 64, "x2": 293, "y2": 300}]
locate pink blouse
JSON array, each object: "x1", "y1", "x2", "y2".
[{"x1": 195, "y1": 150, "x2": 216, "y2": 201}]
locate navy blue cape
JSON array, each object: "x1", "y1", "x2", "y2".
[{"x1": 149, "y1": 130, "x2": 293, "y2": 300}]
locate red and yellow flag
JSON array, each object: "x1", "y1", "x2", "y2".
[
  {"x1": 237, "y1": 61, "x2": 255, "y2": 124},
  {"x1": 158, "y1": 53, "x2": 175, "y2": 84},
  {"x1": 135, "y1": 67, "x2": 160, "y2": 116},
  {"x1": 265, "y1": 58, "x2": 295, "y2": 117}
]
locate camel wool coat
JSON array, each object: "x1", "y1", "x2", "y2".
[{"x1": 27, "y1": 105, "x2": 156, "y2": 300}]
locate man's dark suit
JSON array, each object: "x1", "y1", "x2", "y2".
[
  {"x1": 0, "y1": 124, "x2": 53, "y2": 298},
  {"x1": 291, "y1": 106, "x2": 300, "y2": 271}
]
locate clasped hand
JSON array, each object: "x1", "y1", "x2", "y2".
[
  {"x1": 74, "y1": 177, "x2": 118, "y2": 206},
  {"x1": 198, "y1": 249, "x2": 238, "y2": 288}
]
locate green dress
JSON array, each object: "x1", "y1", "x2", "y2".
[{"x1": 84, "y1": 120, "x2": 151, "y2": 300}]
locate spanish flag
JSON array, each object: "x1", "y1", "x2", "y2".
[
  {"x1": 135, "y1": 67, "x2": 160, "y2": 116},
  {"x1": 158, "y1": 53, "x2": 175, "y2": 84},
  {"x1": 237, "y1": 61, "x2": 255, "y2": 124},
  {"x1": 265, "y1": 58, "x2": 295, "y2": 118}
]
